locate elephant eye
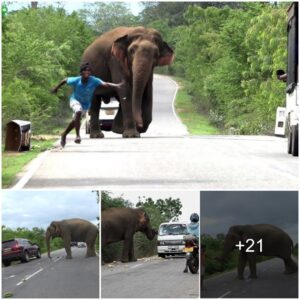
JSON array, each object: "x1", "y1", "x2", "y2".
[{"x1": 129, "y1": 47, "x2": 136, "y2": 56}]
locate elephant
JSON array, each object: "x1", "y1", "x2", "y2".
[
  {"x1": 216, "y1": 224, "x2": 298, "y2": 279},
  {"x1": 81, "y1": 26, "x2": 174, "y2": 138},
  {"x1": 101, "y1": 207, "x2": 158, "y2": 262},
  {"x1": 45, "y1": 218, "x2": 98, "y2": 259}
]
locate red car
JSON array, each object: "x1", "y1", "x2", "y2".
[{"x1": 2, "y1": 238, "x2": 41, "y2": 267}]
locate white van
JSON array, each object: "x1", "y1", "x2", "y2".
[{"x1": 157, "y1": 222, "x2": 189, "y2": 258}]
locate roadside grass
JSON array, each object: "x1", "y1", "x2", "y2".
[
  {"x1": 2, "y1": 136, "x2": 58, "y2": 188},
  {"x1": 173, "y1": 77, "x2": 220, "y2": 135}
]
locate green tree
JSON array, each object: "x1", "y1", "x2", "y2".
[
  {"x1": 79, "y1": 2, "x2": 139, "y2": 35},
  {"x1": 2, "y1": 6, "x2": 94, "y2": 135}
]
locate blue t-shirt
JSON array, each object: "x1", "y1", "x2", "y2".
[
  {"x1": 187, "y1": 222, "x2": 199, "y2": 238},
  {"x1": 67, "y1": 76, "x2": 103, "y2": 110}
]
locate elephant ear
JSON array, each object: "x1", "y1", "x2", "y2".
[
  {"x1": 111, "y1": 35, "x2": 128, "y2": 61},
  {"x1": 137, "y1": 210, "x2": 149, "y2": 228},
  {"x1": 51, "y1": 221, "x2": 62, "y2": 236},
  {"x1": 158, "y1": 42, "x2": 174, "y2": 66}
]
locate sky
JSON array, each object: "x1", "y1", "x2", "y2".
[
  {"x1": 110, "y1": 190, "x2": 200, "y2": 223},
  {"x1": 1, "y1": 190, "x2": 99, "y2": 229},
  {"x1": 7, "y1": 1, "x2": 144, "y2": 16},
  {"x1": 201, "y1": 191, "x2": 298, "y2": 243}
]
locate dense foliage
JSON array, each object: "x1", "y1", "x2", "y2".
[
  {"x1": 2, "y1": 225, "x2": 64, "y2": 254},
  {"x1": 2, "y1": 2, "x2": 290, "y2": 135},
  {"x1": 101, "y1": 191, "x2": 182, "y2": 262},
  {"x1": 2, "y1": 5, "x2": 94, "y2": 134}
]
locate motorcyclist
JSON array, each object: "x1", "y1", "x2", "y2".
[{"x1": 183, "y1": 213, "x2": 200, "y2": 273}]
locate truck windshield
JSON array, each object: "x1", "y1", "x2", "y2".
[{"x1": 159, "y1": 224, "x2": 188, "y2": 236}]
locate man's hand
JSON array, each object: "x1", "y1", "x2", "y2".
[{"x1": 51, "y1": 87, "x2": 58, "y2": 94}]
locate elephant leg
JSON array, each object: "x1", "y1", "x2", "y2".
[
  {"x1": 283, "y1": 257, "x2": 298, "y2": 274},
  {"x1": 112, "y1": 105, "x2": 124, "y2": 134},
  {"x1": 115, "y1": 83, "x2": 140, "y2": 138},
  {"x1": 90, "y1": 94, "x2": 104, "y2": 139},
  {"x1": 122, "y1": 236, "x2": 134, "y2": 263},
  {"x1": 128, "y1": 238, "x2": 137, "y2": 262},
  {"x1": 63, "y1": 236, "x2": 72, "y2": 259},
  {"x1": 139, "y1": 77, "x2": 153, "y2": 133},
  {"x1": 247, "y1": 254, "x2": 257, "y2": 279},
  {"x1": 86, "y1": 242, "x2": 96, "y2": 258},
  {"x1": 237, "y1": 253, "x2": 247, "y2": 280}
]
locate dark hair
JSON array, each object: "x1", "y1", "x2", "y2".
[{"x1": 80, "y1": 62, "x2": 92, "y2": 74}]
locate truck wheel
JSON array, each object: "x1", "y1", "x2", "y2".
[
  {"x1": 291, "y1": 124, "x2": 298, "y2": 156},
  {"x1": 158, "y1": 254, "x2": 166, "y2": 259},
  {"x1": 287, "y1": 129, "x2": 293, "y2": 154}
]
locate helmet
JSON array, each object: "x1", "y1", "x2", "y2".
[{"x1": 190, "y1": 213, "x2": 199, "y2": 223}]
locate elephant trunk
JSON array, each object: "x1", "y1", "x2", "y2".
[
  {"x1": 132, "y1": 58, "x2": 153, "y2": 130},
  {"x1": 45, "y1": 229, "x2": 52, "y2": 259},
  {"x1": 145, "y1": 227, "x2": 158, "y2": 240}
]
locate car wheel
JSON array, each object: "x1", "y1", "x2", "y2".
[
  {"x1": 21, "y1": 252, "x2": 30, "y2": 263},
  {"x1": 36, "y1": 250, "x2": 41, "y2": 259},
  {"x1": 3, "y1": 261, "x2": 11, "y2": 267}
]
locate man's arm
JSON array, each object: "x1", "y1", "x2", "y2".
[
  {"x1": 101, "y1": 80, "x2": 125, "y2": 89},
  {"x1": 51, "y1": 78, "x2": 67, "y2": 94}
]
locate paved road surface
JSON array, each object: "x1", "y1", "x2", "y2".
[
  {"x1": 14, "y1": 75, "x2": 298, "y2": 189},
  {"x1": 2, "y1": 248, "x2": 99, "y2": 298},
  {"x1": 101, "y1": 256, "x2": 199, "y2": 298},
  {"x1": 202, "y1": 258, "x2": 298, "y2": 298}
]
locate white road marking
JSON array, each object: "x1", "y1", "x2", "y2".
[
  {"x1": 219, "y1": 291, "x2": 232, "y2": 298},
  {"x1": 53, "y1": 256, "x2": 63, "y2": 263},
  {"x1": 16, "y1": 268, "x2": 43, "y2": 286},
  {"x1": 130, "y1": 264, "x2": 143, "y2": 269},
  {"x1": 4, "y1": 275, "x2": 16, "y2": 279},
  {"x1": 169, "y1": 77, "x2": 188, "y2": 134},
  {"x1": 12, "y1": 150, "x2": 50, "y2": 189}
]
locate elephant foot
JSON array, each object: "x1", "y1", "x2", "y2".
[
  {"x1": 121, "y1": 259, "x2": 129, "y2": 263},
  {"x1": 90, "y1": 131, "x2": 104, "y2": 139},
  {"x1": 122, "y1": 130, "x2": 140, "y2": 138},
  {"x1": 66, "y1": 255, "x2": 72, "y2": 259},
  {"x1": 248, "y1": 275, "x2": 258, "y2": 279},
  {"x1": 237, "y1": 275, "x2": 245, "y2": 280},
  {"x1": 129, "y1": 258, "x2": 137, "y2": 262},
  {"x1": 86, "y1": 253, "x2": 96, "y2": 258},
  {"x1": 285, "y1": 268, "x2": 298, "y2": 274}
]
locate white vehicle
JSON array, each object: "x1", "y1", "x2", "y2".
[
  {"x1": 85, "y1": 97, "x2": 119, "y2": 134},
  {"x1": 276, "y1": 2, "x2": 298, "y2": 156},
  {"x1": 157, "y1": 222, "x2": 189, "y2": 258}
]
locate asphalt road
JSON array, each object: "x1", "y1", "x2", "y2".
[
  {"x1": 13, "y1": 75, "x2": 298, "y2": 189},
  {"x1": 202, "y1": 258, "x2": 298, "y2": 298},
  {"x1": 2, "y1": 247, "x2": 99, "y2": 298},
  {"x1": 101, "y1": 256, "x2": 199, "y2": 298}
]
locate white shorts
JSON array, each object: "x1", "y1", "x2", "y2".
[{"x1": 70, "y1": 99, "x2": 87, "y2": 119}]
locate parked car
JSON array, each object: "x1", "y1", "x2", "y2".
[
  {"x1": 157, "y1": 222, "x2": 189, "y2": 258},
  {"x1": 85, "y1": 98, "x2": 119, "y2": 134},
  {"x1": 70, "y1": 241, "x2": 77, "y2": 247},
  {"x1": 2, "y1": 238, "x2": 41, "y2": 267},
  {"x1": 77, "y1": 242, "x2": 87, "y2": 248}
]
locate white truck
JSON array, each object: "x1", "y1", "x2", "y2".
[
  {"x1": 157, "y1": 222, "x2": 189, "y2": 258},
  {"x1": 275, "y1": 2, "x2": 298, "y2": 156}
]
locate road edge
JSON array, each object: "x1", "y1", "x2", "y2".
[{"x1": 11, "y1": 149, "x2": 51, "y2": 189}]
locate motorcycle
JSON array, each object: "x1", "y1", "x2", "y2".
[{"x1": 183, "y1": 235, "x2": 199, "y2": 274}]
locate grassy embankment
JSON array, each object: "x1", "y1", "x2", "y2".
[
  {"x1": 173, "y1": 77, "x2": 220, "y2": 135},
  {"x1": 2, "y1": 136, "x2": 58, "y2": 188}
]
